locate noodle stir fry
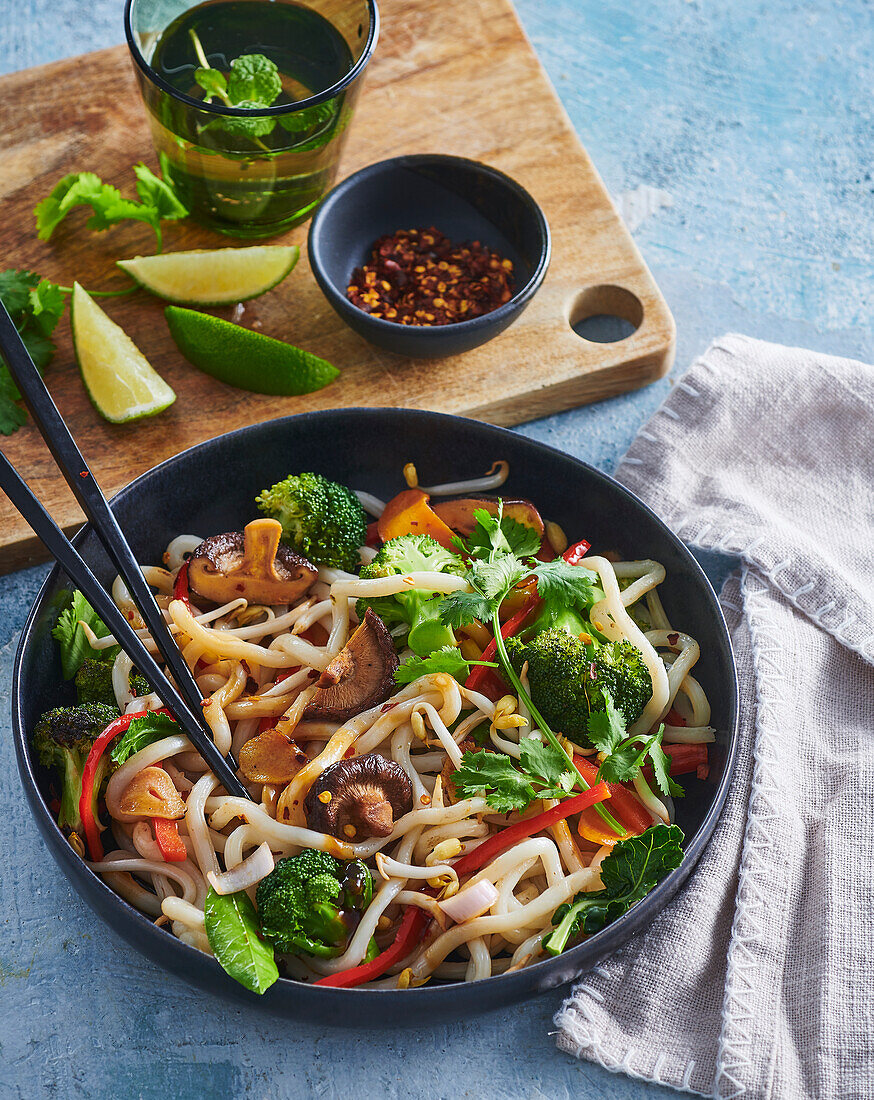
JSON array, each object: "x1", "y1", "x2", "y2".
[{"x1": 34, "y1": 464, "x2": 714, "y2": 992}]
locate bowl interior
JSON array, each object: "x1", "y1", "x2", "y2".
[
  {"x1": 310, "y1": 157, "x2": 547, "y2": 301},
  {"x1": 14, "y1": 408, "x2": 737, "y2": 1023}
]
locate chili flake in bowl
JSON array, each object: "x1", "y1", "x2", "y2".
[
  {"x1": 307, "y1": 154, "x2": 550, "y2": 358},
  {"x1": 346, "y1": 227, "x2": 515, "y2": 326}
]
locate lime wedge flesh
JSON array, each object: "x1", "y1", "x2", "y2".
[
  {"x1": 117, "y1": 245, "x2": 300, "y2": 306},
  {"x1": 71, "y1": 283, "x2": 176, "y2": 424},
  {"x1": 165, "y1": 306, "x2": 339, "y2": 396}
]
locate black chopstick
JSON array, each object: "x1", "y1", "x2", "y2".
[
  {"x1": 0, "y1": 304, "x2": 250, "y2": 800},
  {"x1": 0, "y1": 449, "x2": 249, "y2": 798},
  {"x1": 0, "y1": 302, "x2": 214, "y2": 744}
]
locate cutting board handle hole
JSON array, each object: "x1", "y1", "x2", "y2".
[{"x1": 570, "y1": 285, "x2": 643, "y2": 344}]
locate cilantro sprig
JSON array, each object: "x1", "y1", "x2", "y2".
[
  {"x1": 0, "y1": 269, "x2": 67, "y2": 434},
  {"x1": 440, "y1": 506, "x2": 625, "y2": 836},
  {"x1": 35, "y1": 163, "x2": 187, "y2": 252},
  {"x1": 453, "y1": 739, "x2": 578, "y2": 812},
  {"x1": 586, "y1": 689, "x2": 683, "y2": 798},
  {"x1": 394, "y1": 645, "x2": 497, "y2": 686}
]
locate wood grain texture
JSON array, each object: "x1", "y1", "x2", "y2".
[{"x1": 0, "y1": 0, "x2": 674, "y2": 573}]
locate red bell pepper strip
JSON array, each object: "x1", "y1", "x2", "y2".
[
  {"x1": 152, "y1": 816, "x2": 188, "y2": 862},
  {"x1": 562, "y1": 539, "x2": 591, "y2": 565},
  {"x1": 642, "y1": 743, "x2": 709, "y2": 781},
  {"x1": 79, "y1": 709, "x2": 167, "y2": 861},
  {"x1": 313, "y1": 905, "x2": 429, "y2": 987},
  {"x1": 365, "y1": 521, "x2": 381, "y2": 548},
  {"x1": 450, "y1": 782, "x2": 610, "y2": 880},
  {"x1": 464, "y1": 593, "x2": 541, "y2": 698},
  {"x1": 173, "y1": 562, "x2": 191, "y2": 609},
  {"x1": 573, "y1": 755, "x2": 652, "y2": 836}
]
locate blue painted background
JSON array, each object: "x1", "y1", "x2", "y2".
[{"x1": 1, "y1": 1, "x2": 871, "y2": 1097}]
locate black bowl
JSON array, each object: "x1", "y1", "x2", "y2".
[
  {"x1": 307, "y1": 155, "x2": 551, "y2": 357},
  {"x1": 13, "y1": 409, "x2": 738, "y2": 1025}
]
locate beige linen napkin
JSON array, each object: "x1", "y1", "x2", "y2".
[{"x1": 555, "y1": 334, "x2": 874, "y2": 1099}]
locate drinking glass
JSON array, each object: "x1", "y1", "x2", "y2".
[{"x1": 125, "y1": 0, "x2": 378, "y2": 238}]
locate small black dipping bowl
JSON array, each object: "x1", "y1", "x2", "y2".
[
  {"x1": 307, "y1": 154, "x2": 551, "y2": 357},
  {"x1": 13, "y1": 409, "x2": 738, "y2": 1025}
]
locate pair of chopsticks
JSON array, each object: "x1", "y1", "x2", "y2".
[{"x1": 0, "y1": 301, "x2": 250, "y2": 801}]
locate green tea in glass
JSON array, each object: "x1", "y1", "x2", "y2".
[{"x1": 124, "y1": 0, "x2": 378, "y2": 238}]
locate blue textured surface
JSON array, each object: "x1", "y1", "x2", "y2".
[{"x1": 1, "y1": 2, "x2": 872, "y2": 1097}]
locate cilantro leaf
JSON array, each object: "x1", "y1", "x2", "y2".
[
  {"x1": 18, "y1": 331, "x2": 57, "y2": 372},
  {"x1": 0, "y1": 268, "x2": 37, "y2": 316},
  {"x1": 518, "y1": 738, "x2": 576, "y2": 791},
  {"x1": 439, "y1": 590, "x2": 493, "y2": 629},
  {"x1": 530, "y1": 558, "x2": 600, "y2": 609},
  {"x1": 452, "y1": 749, "x2": 536, "y2": 812},
  {"x1": 587, "y1": 691, "x2": 627, "y2": 757},
  {"x1": 195, "y1": 67, "x2": 228, "y2": 99},
  {"x1": 462, "y1": 507, "x2": 540, "y2": 561},
  {"x1": 0, "y1": 384, "x2": 27, "y2": 435},
  {"x1": 29, "y1": 279, "x2": 66, "y2": 336},
  {"x1": 34, "y1": 167, "x2": 187, "y2": 249},
  {"x1": 395, "y1": 646, "x2": 473, "y2": 685},
  {"x1": 645, "y1": 729, "x2": 685, "y2": 798},
  {"x1": 228, "y1": 54, "x2": 282, "y2": 106},
  {"x1": 52, "y1": 589, "x2": 119, "y2": 680},
  {"x1": 0, "y1": 269, "x2": 67, "y2": 430},
  {"x1": 543, "y1": 823, "x2": 684, "y2": 953},
  {"x1": 110, "y1": 712, "x2": 179, "y2": 765},
  {"x1": 470, "y1": 555, "x2": 528, "y2": 602}
]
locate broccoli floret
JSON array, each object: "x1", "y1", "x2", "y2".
[
  {"x1": 75, "y1": 659, "x2": 150, "y2": 707},
  {"x1": 256, "y1": 472, "x2": 367, "y2": 572},
  {"x1": 356, "y1": 534, "x2": 466, "y2": 656},
  {"x1": 506, "y1": 628, "x2": 651, "y2": 743},
  {"x1": 255, "y1": 849, "x2": 373, "y2": 959},
  {"x1": 32, "y1": 702, "x2": 119, "y2": 833}
]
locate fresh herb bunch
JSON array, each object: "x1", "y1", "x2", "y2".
[
  {"x1": 190, "y1": 30, "x2": 335, "y2": 149},
  {"x1": 35, "y1": 162, "x2": 187, "y2": 252},
  {"x1": 543, "y1": 823, "x2": 684, "y2": 954}
]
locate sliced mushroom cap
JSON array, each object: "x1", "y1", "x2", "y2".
[
  {"x1": 117, "y1": 766, "x2": 186, "y2": 822},
  {"x1": 303, "y1": 608, "x2": 399, "y2": 722},
  {"x1": 188, "y1": 518, "x2": 317, "y2": 606},
  {"x1": 304, "y1": 754, "x2": 413, "y2": 838},
  {"x1": 238, "y1": 727, "x2": 309, "y2": 784}
]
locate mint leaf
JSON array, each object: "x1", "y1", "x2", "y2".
[
  {"x1": 52, "y1": 589, "x2": 118, "y2": 680},
  {"x1": 110, "y1": 712, "x2": 179, "y2": 765},
  {"x1": 204, "y1": 107, "x2": 277, "y2": 139},
  {"x1": 195, "y1": 66, "x2": 228, "y2": 99},
  {"x1": 452, "y1": 749, "x2": 536, "y2": 812},
  {"x1": 278, "y1": 101, "x2": 334, "y2": 133},
  {"x1": 228, "y1": 54, "x2": 282, "y2": 106}
]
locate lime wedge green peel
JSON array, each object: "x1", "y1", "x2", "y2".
[
  {"x1": 71, "y1": 283, "x2": 176, "y2": 424},
  {"x1": 117, "y1": 245, "x2": 300, "y2": 306},
  {"x1": 165, "y1": 306, "x2": 339, "y2": 396}
]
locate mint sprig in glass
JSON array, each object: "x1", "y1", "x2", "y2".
[{"x1": 125, "y1": 0, "x2": 378, "y2": 238}]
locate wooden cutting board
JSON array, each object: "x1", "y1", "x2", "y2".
[{"x1": 0, "y1": 0, "x2": 674, "y2": 574}]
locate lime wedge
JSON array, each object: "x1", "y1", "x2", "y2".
[
  {"x1": 117, "y1": 245, "x2": 300, "y2": 306},
  {"x1": 71, "y1": 284, "x2": 176, "y2": 424},
  {"x1": 165, "y1": 306, "x2": 339, "y2": 396}
]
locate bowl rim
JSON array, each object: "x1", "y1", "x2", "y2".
[
  {"x1": 12, "y1": 407, "x2": 739, "y2": 1008},
  {"x1": 307, "y1": 154, "x2": 552, "y2": 338},
  {"x1": 123, "y1": 0, "x2": 380, "y2": 117}
]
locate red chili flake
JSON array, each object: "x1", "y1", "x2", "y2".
[
  {"x1": 346, "y1": 226, "x2": 515, "y2": 326},
  {"x1": 667, "y1": 632, "x2": 680, "y2": 646}
]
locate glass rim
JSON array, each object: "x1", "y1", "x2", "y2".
[{"x1": 123, "y1": 0, "x2": 379, "y2": 117}]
